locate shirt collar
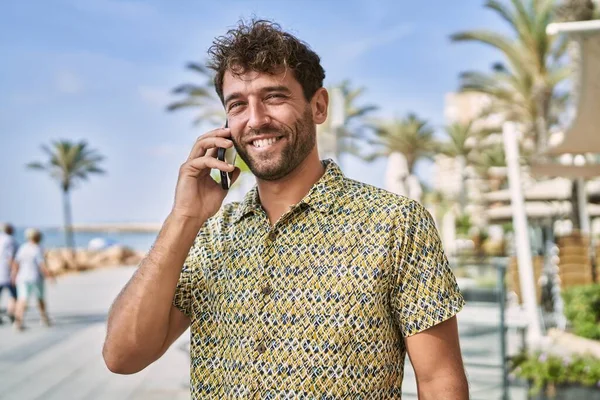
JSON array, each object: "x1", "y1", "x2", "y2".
[{"x1": 233, "y1": 159, "x2": 345, "y2": 223}]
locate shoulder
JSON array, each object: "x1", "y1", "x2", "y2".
[
  {"x1": 186, "y1": 200, "x2": 244, "y2": 250},
  {"x1": 337, "y1": 177, "x2": 428, "y2": 224},
  {"x1": 205, "y1": 201, "x2": 243, "y2": 233}
]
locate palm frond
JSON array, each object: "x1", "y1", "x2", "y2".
[
  {"x1": 451, "y1": 30, "x2": 527, "y2": 72},
  {"x1": 27, "y1": 139, "x2": 106, "y2": 192}
]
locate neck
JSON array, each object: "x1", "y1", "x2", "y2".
[{"x1": 256, "y1": 149, "x2": 325, "y2": 225}]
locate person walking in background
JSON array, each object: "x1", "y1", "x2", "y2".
[
  {"x1": 0, "y1": 223, "x2": 18, "y2": 324},
  {"x1": 12, "y1": 228, "x2": 54, "y2": 331}
]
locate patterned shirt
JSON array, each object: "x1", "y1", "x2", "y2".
[{"x1": 173, "y1": 159, "x2": 464, "y2": 399}]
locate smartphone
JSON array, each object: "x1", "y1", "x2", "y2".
[{"x1": 217, "y1": 120, "x2": 237, "y2": 190}]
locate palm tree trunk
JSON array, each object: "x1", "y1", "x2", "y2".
[
  {"x1": 385, "y1": 152, "x2": 409, "y2": 197},
  {"x1": 534, "y1": 84, "x2": 551, "y2": 153},
  {"x1": 457, "y1": 155, "x2": 467, "y2": 215},
  {"x1": 62, "y1": 189, "x2": 75, "y2": 252}
]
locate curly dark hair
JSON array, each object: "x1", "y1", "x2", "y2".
[{"x1": 207, "y1": 19, "x2": 326, "y2": 103}]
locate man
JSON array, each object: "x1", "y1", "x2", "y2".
[
  {"x1": 0, "y1": 223, "x2": 18, "y2": 325},
  {"x1": 103, "y1": 19, "x2": 469, "y2": 399}
]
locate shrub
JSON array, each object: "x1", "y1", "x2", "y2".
[
  {"x1": 562, "y1": 284, "x2": 600, "y2": 340},
  {"x1": 510, "y1": 351, "x2": 600, "y2": 395}
]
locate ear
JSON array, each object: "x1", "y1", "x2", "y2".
[{"x1": 311, "y1": 87, "x2": 328, "y2": 125}]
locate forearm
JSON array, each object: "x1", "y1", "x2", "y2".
[
  {"x1": 418, "y1": 373, "x2": 469, "y2": 400},
  {"x1": 10, "y1": 260, "x2": 18, "y2": 281},
  {"x1": 103, "y1": 213, "x2": 204, "y2": 371}
]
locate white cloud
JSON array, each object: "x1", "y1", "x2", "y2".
[
  {"x1": 138, "y1": 85, "x2": 171, "y2": 108},
  {"x1": 55, "y1": 70, "x2": 84, "y2": 94},
  {"x1": 336, "y1": 24, "x2": 414, "y2": 61}
]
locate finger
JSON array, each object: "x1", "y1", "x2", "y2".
[
  {"x1": 187, "y1": 128, "x2": 232, "y2": 160},
  {"x1": 187, "y1": 136, "x2": 234, "y2": 161},
  {"x1": 185, "y1": 155, "x2": 236, "y2": 174},
  {"x1": 205, "y1": 147, "x2": 218, "y2": 159}
]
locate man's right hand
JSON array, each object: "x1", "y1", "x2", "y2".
[
  {"x1": 171, "y1": 127, "x2": 241, "y2": 223},
  {"x1": 104, "y1": 127, "x2": 241, "y2": 374}
]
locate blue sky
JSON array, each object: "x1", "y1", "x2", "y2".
[{"x1": 0, "y1": 0, "x2": 509, "y2": 227}]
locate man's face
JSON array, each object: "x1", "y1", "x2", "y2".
[{"x1": 222, "y1": 68, "x2": 317, "y2": 181}]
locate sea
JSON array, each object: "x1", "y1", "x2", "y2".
[{"x1": 12, "y1": 227, "x2": 158, "y2": 252}]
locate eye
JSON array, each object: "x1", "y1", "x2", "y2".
[
  {"x1": 266, "y1": 93, "x2": 286, "y2": 101},
  {"x1": 228, "y1": 101, "x2": 244, "y2": 111}
]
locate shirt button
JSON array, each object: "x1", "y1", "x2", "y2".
[
  {"x1": 261, "y1": 285, "x2": 273, "y2": 296},
  {"x1": 256, "y1": 342, "x2": 267, "y2": 354}
]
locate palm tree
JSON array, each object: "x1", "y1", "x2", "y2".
[
  {"x1": 365, "y1": 113, "x2": 436, "y2": 199},
  {"x1": 167, "y1": 62, "x2": 225, "y2": 126},
  {"x1": 168, "y1": 61, "x2": 251, "y2": 186},
  {"x1": 317, "y1": 80, "x2": 378, "y2": 167},
  {"x1": 451, "y1": 0, "x2": 571, "y2": 153},
  {"x1": 556, "y1": 0, "x2": 597, "y2": 21},
  {"x1": 471, "y1": 144, "x2": 509, "y2": 191},
  {"x1": 367, "y1": 113, "x2": 436, "y2": 174},
  {"x1": 27, "y1": 140, "x2": 105, "y2": 251},
  {"x1": 438, "y1": 121, "x2": 482, "y2": 213}
]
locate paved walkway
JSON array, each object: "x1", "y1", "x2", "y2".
[{"x1": 0, "y1": 266, "x2": 528, "y2": 399}]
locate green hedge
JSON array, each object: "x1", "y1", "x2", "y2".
[
  {"x1": 510, "y1": 351, "x2": 600, "y2": 395},
  {"x1": 562, "y1": 284, "x2": 600, "y2": 340}
]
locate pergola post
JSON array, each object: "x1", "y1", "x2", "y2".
[{"x1": 503, "y1": 122, "x2": 543, "y2": 346}]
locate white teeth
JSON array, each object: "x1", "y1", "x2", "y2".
[{"x1": 252, "y1": 137, "x2": 279, "y2": 148}]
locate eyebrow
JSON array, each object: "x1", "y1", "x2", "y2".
[{"x1": 224, "y1": 85, "x2": 292, "y2": 107}]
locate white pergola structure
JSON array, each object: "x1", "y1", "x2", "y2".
[
  {"x1": 500, "y1": 20, "x2": 600, "y2": 346},
  {"x1": 531, "y1": 20, "x2": 600, "y2": 234}
]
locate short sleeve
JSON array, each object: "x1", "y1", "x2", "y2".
[
  {"x1": 172, "y1": 227, "x2": 209, "y2": 318},
  {"x1": 173, "y1": 258, "x2": 194, "y2": 317},
  {"x1": 390, "y1": 201, "x2": 465, "y2": 337}
]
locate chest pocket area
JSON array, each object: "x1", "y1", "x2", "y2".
[{"x1": 206, "y1": 246, "x2": 261, "y2": 316}]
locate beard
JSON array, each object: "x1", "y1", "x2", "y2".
[{"x1": 234, "y1": 106, "x2": 316, "y2": 181}]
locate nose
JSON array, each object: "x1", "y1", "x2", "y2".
[{"x1": 247, "y1": 101, "x2": 271, "y2": 131}]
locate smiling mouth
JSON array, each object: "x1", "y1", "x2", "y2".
[{"x1": 251, "y1": 137, "x2": 283, "y2": 148}]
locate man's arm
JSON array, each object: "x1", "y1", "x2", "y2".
[
  {"x1": 102, "y1": 126, "x2": 238, "y2": 374},
  {"x1": 9, "y1": 241, "x2": 18, "y2": 284},
  {"x1": 405, "y1": 316, "x2": 469, "y2": 400},
  {"x1": 10, "y1": 260, "x2": 18, "y2": 284},
  {"x1": 102, "y1": 213, "x2": 200, "y2": 374}
]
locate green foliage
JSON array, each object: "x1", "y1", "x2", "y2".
[
  {"x1": 365, "y1": 113, "x2": 436, "y2": 174},
  {"x1": 27, "y1": 140, "x2": 105, "y2": 192},
  {"x1": 562, "y1": 284, "x2": 600, "y2": 340},
  {"x1": 455, "y1": 214, "x2": 472, "y2": 236},
  {"x1": 502, "y1": 221, "x2": 514, "y2": 232},
  {"x1": 451, "y1": 0, "x2": 570, "y2": 150},
  {"x1": 167, "y1": 62, "x2": 225, "y2": 126},
  {"x1": 317, "y1": 80, "x2": 378, "y2": 164},
  {"x1": 27, "y1": 140, "x2": 105, "y2": 250},
  {"x1": 511, "y1": 350, "x2": 600, "y2": 395}
]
